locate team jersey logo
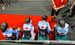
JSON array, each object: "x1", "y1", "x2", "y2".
[
  {"x1": 3, "y1": 33, "x2": 12, "y2": 37},
  {"x1": 40, "y1": 25, "x2": 47, "y2": 30},
  {"x1": 24, "y1": 27, "x2": 31, "y2": 31}
]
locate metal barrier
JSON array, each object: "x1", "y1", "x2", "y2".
[{"x1": 0, "y1": 40, "x2": 75, "y2": 45}]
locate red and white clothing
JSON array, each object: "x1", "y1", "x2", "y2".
[
  {"x1": 51, "y1": 0, "x2": 67, "y2": 16},
  {"x1": 23, "y1": 23, "x2": 35, "y2": 40},
  {"x1": 53, "y1": 0, "x2": 67, "y2": 8}
]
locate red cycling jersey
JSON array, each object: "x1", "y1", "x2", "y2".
[{"x1": 53, "y1": 0, "x2": 67, "y2": 8}]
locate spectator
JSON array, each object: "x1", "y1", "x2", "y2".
[
  {"x1": 0, "y1": 22, "x2": 13, "y2": 40},
  {"x1": 22, "y1": 18, "x2": 35, "y2": 40},
  {"x1": 51, "y1": 0, "x2": 67, "y2": 16},
  {"x1": 54, "y1": 19, "x2": 69, "y2": 40},
  {"x1": 38, "y1": 15, "x2": 51, "y2": 40},
  {"x1": 69, "y1": 1, "x2": 75, "y2": 18},
  {"x1": 11, "y1": 26, "x2": 20, "y2": 40}
]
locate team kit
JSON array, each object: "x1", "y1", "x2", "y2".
[{"x1": 0, "y1": 0, "x2": 75, "y2": 40}]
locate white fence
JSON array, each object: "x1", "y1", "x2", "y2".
[{"x1": 0, "y1": 40, "x2": 75, "y2": 44}]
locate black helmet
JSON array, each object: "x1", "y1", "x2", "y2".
[
  {"x1": 0, "y1": 22, "x2": 8, "y2": 32},
  {"x1": 42, "y1": 15, "x2": 47, "y2": 20},
  {"x1": 58, "y1": 19, "x2": 65, "y2": 27},
  {"x1": 26, "y1": 18, "x2": 31, "y2": 23}
]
